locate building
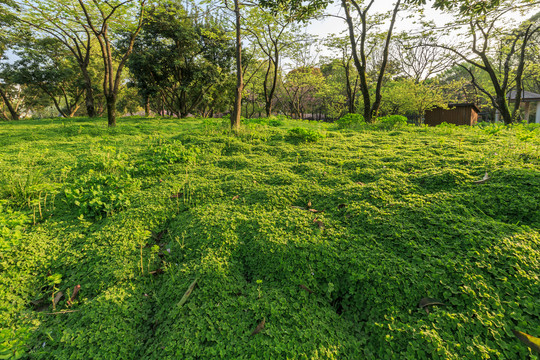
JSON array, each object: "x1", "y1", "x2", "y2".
[
  {"x1": 424, "y1": 103, "x2": 480, "y2": 126},
  {"x1": 505, "y1": 90, "x2": 540, "y2": 123}
]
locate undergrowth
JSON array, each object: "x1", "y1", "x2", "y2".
[{"x1": 0, "y1": 116, "x2": 538, "y2": 359}]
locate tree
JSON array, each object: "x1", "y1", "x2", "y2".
[
  {"x1": 126, "y1": 1, "x2": 235, "y2": 118},
  {"x1": 323, "y1": 35, "x2": 359, "y2": 114},
  {"x1": 392, "y1": 32, "x2": 454, "y2": 82},
  {"x1": 0, "y1": 0, "x2": 21, "y2": 120},
  {"x1": 16, "y1": 0, "x2": 99, "y2": 117},
  {"x1": 10, "y1": 37, "x2": 85, "y2": 117},
  {"x1": 244, "y1": 7, "x2": 297, "y2": 117},
  {"x1": 380, "y1": 78, "x2": 449, "y2": 117},
  {"x1": 77, "y1": 0, "x2": 146, "y2": 127},
  {"x1": 280, "y1": 66, "x2": 325, "y2": 119},
  {"x1": 426, "y1": 0, "x2": 540, "y2": 123},
  {"x1": 230, "y1": 0, "x2": 243, "y2": 128},
  {"x1": 341, "y1": 0, "x2": 406, "y2": 122}
]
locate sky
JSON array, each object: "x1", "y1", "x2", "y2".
[{"x1": 307, "y1": 2, "x2": 454, "y2": 39}]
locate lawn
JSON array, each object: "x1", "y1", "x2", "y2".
[{"x1": 0, "y1": 116, "x2": 539, "y2": 359}]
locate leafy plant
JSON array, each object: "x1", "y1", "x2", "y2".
[
  {"x1": 336, "y1": 113, "x2": 365, "y2": 129},
  {"x1": 287, "y1": 127, "x2": 324, "y2": 142},
  {"x1": 0, "y1": 201, "x2": 29, "y2": 256},
  {"x1": 63, "y1": 170, "x2": 136, "y2": 220},
  {"x1": 377, "y1": 114, "x2": 408, "y2": 128}
]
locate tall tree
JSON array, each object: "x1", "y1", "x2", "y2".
[
  {"x1": 341, "y1": 0, "x2": 404, "y2": 122},
  {"x1": 16, "y1": 0, "x2": 99, "y2": 117},
  {"x1": 77, "y1": 0, "x2": 146, "y2": 127},
  {"x1": 10, "y1": 37, "x2": 85, "y2": 117},
  {"x1": 127, "y1": 1, "x2": 235, "y2": 118},
  {"x1": 230, "y1": 0, "x2": 243, "y2": 129},
  {"x1": 0, "y1": 0, "x2": 21, "y2": 120},
  {"x1": 426, "y1": 0, "x2": 540, "y2": 123},
  {"x1": 324, "y1": 35, "x2": 359, "y2": 113},
  {"x1": 244, "y1": 7, "x2": 297, "y2": 117}
]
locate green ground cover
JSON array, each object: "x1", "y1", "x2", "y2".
[{"x1": 0, "y1": 117, "x2": 539, "y2": 359}]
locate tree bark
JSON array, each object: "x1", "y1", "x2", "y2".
[
  {"x1": 82, "y1": 68, "x2": 96, "y2": 117},
  {"x1": 144, "y1": 95, "x2": 150, "y2": 117},
  {"x1": 0, "y1": 87, "x2": 20, "y2": 120},
  {"x1": 231, "y1": 0, "x2": 243, "y2": 129},
  {"x1": 342, "y1": 0, "x2": 401, "y2": 122},
  {"x1": 106, "y1": 95, "x2": 117, "y2": 127}
]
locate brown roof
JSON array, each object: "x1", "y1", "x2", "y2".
[{"x1": 508, "y1": 90, "x2": 540, "y2": 102}]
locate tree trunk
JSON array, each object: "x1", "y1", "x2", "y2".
[
  {"x1": 231, "y1": 0, "x2": 243, "y2": 129},
  {"x1": 82, "y1": 69, "x2": 96, "y2": 117},
  {"x1": 144, "y1": 95, "x2": 150, "y2": 117},
  {"x1": 0, "y1": 87, "x2": 20, "y2": 120},
  {"x1": 265, "y1": 102, "x2": 272, "y2": 118},
  {"x1": 106, "y1": 95, "x2": 117, "y2": 127}
]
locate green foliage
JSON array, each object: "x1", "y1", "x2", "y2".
[
  {"x1": 377, "y1": 114, "x2": 408, "y2": 128},
  {"x1": 0, "y1": 201, "x2": 28, "y2": 255},
  {"x1": 287, "y1": 127, "x2": 325, "y2": 142},
  {"x1": 0, "y1": 116, "x2": 539, "y2": 359},
  {"x1": 135, "y1": 140, "x2": 200, "y2": 175},
  {"x1": 0, "y1": 328, "x2": 30, "y2": 360},
  {"x1": 63, "y1": 170, "x2": 136, "y2": 220},
  {"x1": 336, "y1": 113, "x2": 364, "y2": 128}
]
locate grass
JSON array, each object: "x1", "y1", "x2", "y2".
[{"x1": 0, "y1": 116, "x2": 539, "y2": 359}]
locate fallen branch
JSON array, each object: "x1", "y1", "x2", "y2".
[{"x1": 44, "y1": 310, "x2": 80, "y2": 315}]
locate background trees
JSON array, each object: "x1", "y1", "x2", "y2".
[
  {"x1": 126, "y1": 1, "x2": 235, "y2": 118},
  {"x1": 0, "y1": 0, "x2": 539, "y2": 124}
]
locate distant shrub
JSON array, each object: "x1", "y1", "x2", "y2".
[
  {"x1": 437, "y1": 122, "x2": 457, "y2": 128},
  {"x1": 268, "y1": 119, "x2": 284, "y2": 127},
  {"x1": 378, "y1": 115, "x2": 407, "y2": 128},
  {"x1": 287, "y1": 127, "x2": 324, "y2": 143},
  {"x1": 336, "y1": 113, "x2": 364, "y2": 129}
]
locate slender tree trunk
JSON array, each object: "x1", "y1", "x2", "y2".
[
  {"x1": 106, "y1": 95, "x2": 117, "y2": 126},
  {"x1": 231, "y1": 0, "x2": 243, "y2": 129},
  {"x1": 0, "y1": 87, "x2": 20, "y2": 120},
  {"x1": 82, "y1": 69, "x2": 96, "y2": 117},
  {"x1": 144, "y1": 95, "x2": 150, "y2": 117}
]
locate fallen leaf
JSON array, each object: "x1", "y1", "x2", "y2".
[
  {"x1": 53, "y1": 291, "x2": 63, "y2": 308},
  {"x1": 250, "y1": 318, "x2": 265, "y2": 336},
  {"x1": 513, "y1": 330, "x2": 540, "y2": 353},
  {"x1": 308, "y1": 208, "x2": 323, "y2": 213},
  {"x1": 356, "y1": 182, "x2": 365, "y2": 186},
  {"x1": 313, "y1": 218, "x2": 324, "y2": 229},
  {"x1": 232, "y1": 195, "x2": 240, "y2": 200},
  {"x1": 149, "y1": 268, "x2": 164, "y2": 275},
  {"x1": 178, "y1": 277, "x2": 199, "y2": 307},
  {"x1": 473, "y1": 172, "x2": 490, "y2": 184},
  {"x1": 299, "y1": 284, "x2": 314, "y2": 294},
  {"x1": 307, "y1": 200, "x2": 312, "y2": 208},
  {"x1": 67, "y1": 285, "x2": 81, "y2": 306},
  {"x1": 291, "y1": 205, "x2": 306, "y2": 210},
  {"x1": 170, "y1": 193, "x2": 183, "y2": 199},
  {"x1": 418, "y1": 297, "x2": 446, "y2": 314}
]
